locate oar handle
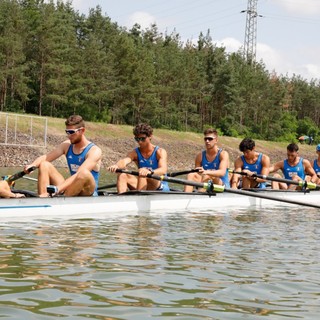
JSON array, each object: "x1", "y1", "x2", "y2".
[
  {"x1": 115, "y1": 169, "x2": 224, "y2": 192},
  {"x1": 6, "y1": 166, "x2": 37, "y2": 183},
  {"x1": 231, "y1": 169, "x2": 320, "y2": 190},
  {"x1": 167, "y1": 168, "x2": 199, "y2": 177}
]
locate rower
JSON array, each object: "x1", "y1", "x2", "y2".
[
  {"x1": 270, "y1": 143, "x2": 317, "y2": 190},
  {"x1": 231, "y1": 138, "x2": 270, "y2": 189},
  {"x1": 312, "y1": 144, "x2": 320, "y2": 184},
  {"x1": 107, "y1": 123, "x2": 169, "y2": 193},
  {"x1": 24, "y1": 115, "x2": 102, "y2": 197},
  {"x1": 183, "y1": 128, "x2": 230, "y2": 193}
]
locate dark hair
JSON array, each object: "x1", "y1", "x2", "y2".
[
  {"x1": 133, "y1": 123, "x2": 153, "y2": 137},
  {"x1": 203, "y1": 128, "x2": 218, "y2": 136},
  {"x1": 287, "y1": 143, "x2": 299, "y2": 152},
  {"x1": 239, "y1": 138, "x2": 255, "y2": 152},
  {"x1": 65, "y1": 115, "x2": 85, "y2": 128}
]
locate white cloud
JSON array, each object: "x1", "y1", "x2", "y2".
[
  {"x1": 217, "y1": 37, "x2": 242, "y2": 53},
  {"x1": 217, "y1": 37, "x2": 320, "y2": 81},
  {"x1": 274, "y1": 0, "x2": 320, "y2": 15},
  {"x1": 257, "y1": 43, "x2": 284, "y2": 71},
  {"x1": 256, "y1": 42, "x2": 320, "y2": 80},
  {"x1": 126, "y1": 11, "x2": 157, "y2": 30}
]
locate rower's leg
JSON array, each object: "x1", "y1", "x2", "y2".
[
  {"x1": 184, "y1": 172, "x2": 201, "y2": 192},
  {"x1": 117, "y1": 173, "x2": 137, "y2": 193},
  {"x1": 64, "y1": 169, "x2": 96, "y2": 196},
  {"x1": 38, "y1": 161, "x2": 64, "y2": 197}
]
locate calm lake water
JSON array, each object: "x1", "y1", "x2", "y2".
[
  {"x1": 0, "y1": 208, "x2": 319, "y2": 319},
  {"x1": 0, "y1": 168, "x2": 320, "y2": 319}
]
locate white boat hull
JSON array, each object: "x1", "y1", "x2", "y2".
[{"x1": 0, "y1": 190, "x2": 319, "y2": 220}]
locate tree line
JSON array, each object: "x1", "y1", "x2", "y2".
[{"x1": 1, "y1": 0, "x2": 320, "y2": 142}]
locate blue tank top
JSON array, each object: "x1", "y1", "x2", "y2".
[
  {"x1": 241, "y1": 153, "x2": 266, "y2": 188},
  {"x1": 283, "y1": 158, "x2": 305, "y2": 181},
  {"x1": 135, "y1": 146, "x2": 170, "y2": 191},
  {"x1": 313, "y1": 159, "x2": 320, "y2": 175},
  {"x1": 66, "y1": 143, "x2": 100, "y2": 195},
  {"x1": 201, "y1": 149, "x2": 230, "y2": 188}
]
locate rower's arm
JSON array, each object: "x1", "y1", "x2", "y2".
[
  {"x1": 304, "y1": 159, "x2": 318, "y2": 183},
  {"x1": 107, "y1": 150, "x2": 136, "y2": 173},
  {"x1": 231, "y1": 157, "x2": 243, "y2": 189},
  {"x1": 256, "y1": 154, "x2": 271, "y2": 183},
  {"x1": 154, "y1": 148, "x2": 168, "y2": 175},
  {"x1": 269, "y1": 160, "x2": 283, "y2": 174},
  {"x1": 205, "y1": 150, "x2": 229, "y2": 178},
  {"x1": 25, "y1": 141, "x2": 68, "y2": 172}
]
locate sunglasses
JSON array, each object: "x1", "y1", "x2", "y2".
[
  {"x1": 204, "y1": 136, "x2": 216, "y2": 141},
  {"x1": 65, "y1": 127, "x2": 83, "y2": 135},
  {"x1": 134, "y1": 136, "x2": 147, "y2": 142}
]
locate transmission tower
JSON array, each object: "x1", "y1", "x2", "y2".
[{"x1": 241, "y1": 0, "x2": 261, "y2": 62}]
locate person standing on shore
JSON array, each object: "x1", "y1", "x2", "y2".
[
  {"x1": 24, "y1": 115, "x2": 102, "y2": 197},
  {"x1": 107, "y1": 123, "x2": 169, "y2": 193},
  {"x1": 270, "y1": 143, "x2": 317, "y2": 190},
  {"x1": 231, "y1": 138, "x2": 270, "y2": 189},
  {"x1": 184, "y1": 128, "x2": 230, "y2": 192}
]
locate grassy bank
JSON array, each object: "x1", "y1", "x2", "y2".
[{"x1": 0, "y1": 113, "x2": 318, "y2": 170}]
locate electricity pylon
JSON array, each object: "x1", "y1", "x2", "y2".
[{"x1": 241, "y1": 0, "x2": 261, "y2": 63}]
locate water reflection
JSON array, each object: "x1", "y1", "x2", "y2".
[{"x1": 0, "y1": 210, "x2": 319, "y2": 319}]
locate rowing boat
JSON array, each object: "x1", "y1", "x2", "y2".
[{"x1": 1, "y1": 189, "x2": 319, "y2": 220}]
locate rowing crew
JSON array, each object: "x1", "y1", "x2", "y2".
[
  {"x1": 107, "y1": 126, "x2": 320, "y2": 193},
  {"x1": 183, "y1": 132, "x2": 319, "y2": 193},
  {"x1": 1, "y1": 114, "x2": 319, "y2": 198}
]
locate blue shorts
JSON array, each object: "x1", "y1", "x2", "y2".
[{"x1": 157, "y1": 182, "x2": 170, "y2": 192}]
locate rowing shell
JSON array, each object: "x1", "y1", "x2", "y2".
[{"x1": 0, "y1": 189, "x2": 319, "y2": 220}]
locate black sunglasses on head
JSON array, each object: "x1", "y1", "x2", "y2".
[{"x1": 134, "y1": 136, "x2": 147, "y2": 142}]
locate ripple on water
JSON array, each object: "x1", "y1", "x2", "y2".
[{"x1": 0, "y1": 209, "x2": 319, "y2": 319}]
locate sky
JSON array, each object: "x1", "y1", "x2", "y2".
[{"x1": 68, "y1": 0, "x2": 320, "y2": 81}]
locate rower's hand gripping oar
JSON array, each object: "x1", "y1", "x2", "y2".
[
  {"x1": 116, "y1": 169, "x2": 320, "y2": 209},
  {"x1": 115, "y1": 169, "x2": 215, "y2": 190},
  {"x1": 98, "y1": 168, "x2": 200, "y2": 190},
  {"x1": 2, "y1": 166, "x2": 37, "y2": 186},
  {"x1": 230, "y1": 170, "x2": 320, "y2": 190}
]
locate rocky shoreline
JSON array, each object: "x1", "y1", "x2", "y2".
[
  {"x1": 0, "y1": 135, "x2": 204, "y2": 170},
  {"x1": 0, "y1": 132, "x2": 317, "y2": 171}
]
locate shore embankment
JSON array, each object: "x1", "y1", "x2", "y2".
[{"x1": 0, "y1": 122, "x2": 317, "y2": 170}]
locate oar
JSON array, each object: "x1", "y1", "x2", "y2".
[
  {"x1": 97, "y1": 169, "x2": 199, "y2": 190},
  {"x1": 167, "y1": 168, "x2": 199, "y2": 177},
  {"x1": 230, "y1": 170, "x2": 320, "y2": 190},
  {"x1": 115, "y1": 169, "x2": 320, "y2": 209},
  {"x1": 2, "y1": 166, "x2": 37, "y2": 184}
]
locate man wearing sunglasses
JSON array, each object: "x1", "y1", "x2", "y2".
[
  {"x1": 184, "y1": 128, "x2": 230, "y2": 192},
  {"x1": 107, "y1": 123, "x2": 169, "y2": 193},
  {"x1": 231, "y1": 138, "x2": 270, "y2": 189},
  {"x1": 24, "y1": 115, "x2": 102, "y2": 197}
]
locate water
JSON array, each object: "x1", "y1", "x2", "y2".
[{"x1": 0, "y1": 207, "x2": 319, "y2": 319}]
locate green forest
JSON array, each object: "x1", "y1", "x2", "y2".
[{"x1": 1, "y1": 0, "x2": 320, "y2": 142}]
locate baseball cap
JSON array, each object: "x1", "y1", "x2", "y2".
[{"x1": 316, "y1": 144, "x2": 320, "y2": 151}]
